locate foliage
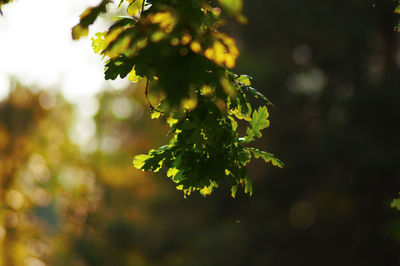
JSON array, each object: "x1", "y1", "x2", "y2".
[
  {"x1": 391, "y1": 197, "x2": 400, "y2": 210},
  {"x1": 0, "y1": 84, "x2": 173, "y2": 266},
  {"x1": 2, "y1": 0, "x2": 400, "y2": 265},
  {"x1": 0, "y1": 86, "x2": 103, "y2": 266},
  {"x1": 73, "y1": 0, "x2": 283, "y2": 197}
]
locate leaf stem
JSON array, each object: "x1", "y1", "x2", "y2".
[{"x1": 145, "y1": 78, "x2": 164, "y2": 114}]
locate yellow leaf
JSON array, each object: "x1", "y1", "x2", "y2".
[
  {"x1": 167, "y1": 116, "x2": 178, "y2": 127},
  {"x1": 167, "y1": 167, "x2": 179, "y2": 178},
  {"x1": 151, "y1": 111, "x2": 161, "y2": 119},
  {"x1": 200, "y1": 186, "x2": 213, "y2": 196},
  {"x1": 128, "y1": 67, "x2": 140, "y2": 82},
  {"x1": 133, "y1": 154, "x2": 148, "y2": 169},
  {"x1": 127, "y1": 0, "x2": 143, "y2": 16},
  {"x1": 72, "y1": 24, "x2": 88, "y2": 40}
]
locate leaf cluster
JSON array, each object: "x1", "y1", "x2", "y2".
[{"x1": 73, "y1": 0, "x2": 283, "y2": 197}]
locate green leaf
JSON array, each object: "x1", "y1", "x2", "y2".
[
  {"x1": 247, "y1": 147, "x2": 284, "y2": 168},
  {"x1": 244, "y1": 176, "x2": 253, "y2": 196},
  {"x1": 249, "y1": 106, "x2": 270, "y2": 138},
  {"x1": 395, "y1": 5, "x2": 400, "y2": 14},
  {"x1": 72, "y1": 0, "x2": 110, "y2": 40},
  {"x1": 236, "y1": 74, "x2": 251, "y2": 85},
  {"x1": 237, "y1": 149, "x2": 251, "y2": 166},
  {"x1": 391, "y1": 198, "x2": 400, "y2": 210},
  {"x1": 246, "y1": 87, "x2": 274, "y2": 106},
  {"x1": 104, "y1": 55, "x2": 134, "y2": 80}
]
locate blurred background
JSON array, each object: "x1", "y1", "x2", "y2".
[{"x1": 1, "y1": 0, "x2": 400, "y2": 265}]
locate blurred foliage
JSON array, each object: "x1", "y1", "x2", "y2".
[
  {"x1": 72, "y1": 0, "x2": 282, "y2": 196},
  {"x1": 0, "y1": 82, "x2": 171, "y2": 266},
  {"x1": 0, "y1": 84, "x2": 99, "y2": 266},
  {"x1": 1, "y1": 0, "x2": 400, "y2": 265}
]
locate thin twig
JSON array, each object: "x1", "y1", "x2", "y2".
[{"x1": 145, "y1": 79, "x2": 165, "y2": 114}]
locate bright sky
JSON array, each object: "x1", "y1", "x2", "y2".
[
  {"x1": 0, "y1": 0, "x2": 134, "y2": 149},
  {"x1": 0, "y1": 0, "x2": 129, "y2": 102}
]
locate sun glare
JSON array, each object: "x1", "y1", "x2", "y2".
[{"x1": 0, "y1": 0, "x2": 128, "y2": 102}]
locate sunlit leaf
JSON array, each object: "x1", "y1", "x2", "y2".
[
  {"x1": 200, "y1": 186, "x2": 213, "y2": 196},
  {"x1": 128, "y1": 67, "x2": 140, "y2": 82},
  {"x1": 247, "y1": 147, "x2": 284, "y2": 168},
  {"x1": 236, "y1": 75, "x2": 251, "y2": 86},
  {"x1": 151, "y1": 111, "x2": 161, "y2": 119},
  {"x1": 395, "y1": 5, "x2": 400, "y2": 14},
  {"x1": 249, "y1": 106, "x2": 270, "y2": 138},
  {"x1": 133, "y1": 154, "x2": 149, "y2": 169},
  {"x1": 91, "y1": 32, "x2": 106, "y2": 54},
  {"x1": 231, "y1": 185, "x2": 238, "y2": 198},
  {"x1": 244, "y1": 176, "x2": 253, "y2": 196},
  {"x1": 128, "y1": 0, "x2": 144, "y2": 17},
  {"x1": 167, "y1": 167, "x2": 179, "y2": 178}
]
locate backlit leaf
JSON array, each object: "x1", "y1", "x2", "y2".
[
  {"x1": 249, "y1": 106, "x2": 270, "y2": 138},
  {"x1": 247, "y1": 147, "x2": 284, "y2": 168},
  {"x1": 231, "y1": 185, "x2": 238, "y2": 198},
  {"x1": 72, "y1": 0, "x2": 110, "y2": 40},
  {"x1": 128, "y1": 0, "x2": 144, "y2": 17},
  {"x1": 132, "y1": 154, "x2": 149, "y2": 169}
]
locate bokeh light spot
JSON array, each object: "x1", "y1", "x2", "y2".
[
  {"x1": 6, "y1": 190, "x2": 24, "y2": 210},
  {"x1": 24, "y1": 257, "x2": 46, "y2": 266},
  {"x1": 4, "y1": 210, "x2": 19, "y2": 228},
  {"x1": 293, "y1": 44, "x2": 312, "y2": 66},
  {"x1": 111, "y1": 96, "x2": 133, "y2": 119},
  {"x1": 0, "y1": 226, "x2": 6, "y2": 240},
  {"x1": 288, "y1": 201, "x2": 317, "y2": 230},
  {"x1": 39, "y1": 91, "x2": 57, "y2": 110}
]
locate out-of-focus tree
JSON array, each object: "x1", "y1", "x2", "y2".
[
  {"x1": 0, "y1": 83, "x2": 102, "y2": 266},
  {"x1": 0, "y1": 81, "x2": 171, "y2": 265}
]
